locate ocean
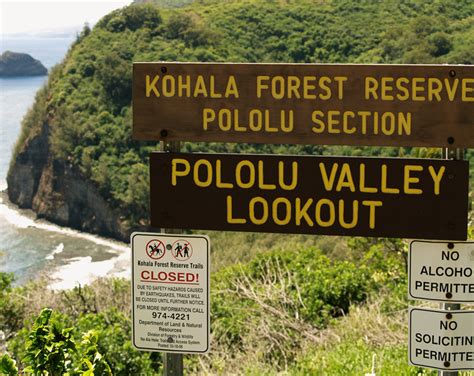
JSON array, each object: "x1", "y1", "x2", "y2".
[{"x1": 0, "y1": 37, "x2": 130, "y2": 288}]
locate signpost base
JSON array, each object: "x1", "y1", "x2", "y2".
[
  {"x1": 438, "y1": 303, "x2": 461, "y2": 376},
  {"x1": 164, "y1": 353, "x2": 183, "y2": 376},
  {"x1": 438, "y1": 148, "x2": 463, "y2": 376},
  {"x1": 163, "y1": 140, "x2": 184, "y2": 376}
]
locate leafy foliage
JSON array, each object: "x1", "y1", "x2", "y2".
[
  {"x1": 73, "y1": 310, "x2": 157, "y2": 375},
  {"x1": 209, "y1": 247, "x2": 387, "y2": 367},
  {"x1": 23, "y1": 308, "x2": 76, "y2": 375},
  {"x1": 1, "y1": 237, "x2": 410, "y2": 373},
  {"x1": 76, "y1": 330, "x2": 112, "y2": 375},
  {"x1": 0, "y1": 354, "x2": 18, "y2": 376},
  {"x1": 96, "y1": 4, "x2": 163, "y2": 33},
  {"x1": 1, "y1": 276, "x2": 157, "y2": 375},
  {"x1": 0, "y1": 273, "x2": 27, "y2": 342}
]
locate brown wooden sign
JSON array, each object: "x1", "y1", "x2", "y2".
[
  {"x1": 150, "y1": 152, "x2": 468, "y2": 240},
  {"x1": 134, "y1": 63, "x2": 474, "y2": 147}
]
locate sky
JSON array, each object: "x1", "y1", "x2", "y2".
[{"x1": 1, "y1": 0, "x2": 131, "y2": 36}]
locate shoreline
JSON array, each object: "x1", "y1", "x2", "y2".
[{"x1": 0, "y1": 188, "x2": 131, "y2": 290}]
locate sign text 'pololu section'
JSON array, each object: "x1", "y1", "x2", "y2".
[{"x1": 133, "y1": 63, "x2": 474, "y2": 147}]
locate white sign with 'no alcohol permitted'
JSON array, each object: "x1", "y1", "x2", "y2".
[
  {"x1": 409, "y1": 307, "x2": 474, "y2": 371},
  {"x1": 409, "y1": 241, "x2": 474, "y2": 303},
  {"x1": 131, "y1": 232, "x2": 210, "y2": 354}
]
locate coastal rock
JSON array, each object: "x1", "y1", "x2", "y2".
[
  {"x1": 32, "y1": 158, "x2": 129, "y2": 240},
  {"x1": 0, "y1": 51, "x2": 48, "y2": 77},
  {"x1": 6, "y1": 122, "x2": 49, "y2": 208},
  {"x1": 7, "y1": 120, "x2": 131, "y2": 242}
]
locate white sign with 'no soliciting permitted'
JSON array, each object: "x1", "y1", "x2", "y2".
[
  {"x1": 409, "y1": 307, "x2": 474, "y2": 371},
  {"x1": 409, "y1": 241, "x2": 474, "y2": 303},
  {"x1": 131, "y1": 232, "x2": 210, "y2": 353}
]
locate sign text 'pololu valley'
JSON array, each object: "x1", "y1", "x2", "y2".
[
  {"x1": 133, "y1": 63, "x2": 474, "y2": 147},
  {"x1": 150, "y1": 153, "x2": 468, "y2": 240}
]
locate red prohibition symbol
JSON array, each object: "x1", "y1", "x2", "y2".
[
  {"x1": 171, "y1": 240, "x2": 193, "y2": 261},
  {"x1": 145, "y1": 239, "x2": 166, "y2": 260}
]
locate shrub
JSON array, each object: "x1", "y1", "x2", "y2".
[
  {"x1": 429, "y1": 32, "x2": 452, "y2": 56},
  {"x1": 166, "y1": 12, "x2": 214, "y2": 47},
  {"x1": 0, "y1": 354, "x2": 18, "y2": 375},
  {"x1": 0, "y1": 273, "x2": 26, "y2": 342},
  {"x1": 210, "y1": 247, "x2": 375, "y2": 366},
  {"x1": 97, "y1": 4, "x2": 162, "y2": 33},
  {"x1": 74, "y1": 309, "x2": 158, "y2": 375},
  {"x1": 7, "y1": 307, "x2": 156, "y2": 375},
  {"x1": 22, "y1": 308, "x2": 76, "y2": 375}
]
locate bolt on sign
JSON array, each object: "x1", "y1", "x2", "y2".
[
  {"x1": 409, "y1": 241, "x2": 474, "y2": 303},
  {"x1": 149, "y1": 152, "x2": 468, "y2": 240},
  {"x1": 131, "y1": 232, "x2": 210, "y2": 354},
  {"x1": 133, "y1": 63, "x2": 474, "y2": 147},
  {"x1": 409, "y1": 307, "x2": 474, "y2": 371}
]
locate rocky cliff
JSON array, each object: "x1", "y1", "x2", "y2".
[
  {"x1": 7, "y1": 117, "x2": 131, "y2": 241},
  {"x1": 0, "y1": 51, "x2": 47, "y2": 77},
  {"x1": 6, "y1": 1, "x2": 473, "y2": 243}
]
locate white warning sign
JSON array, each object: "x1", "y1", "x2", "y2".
[
  {"x1": 131, "y1": 232, "x2": 210, "y2": 353},
  {"x1": 409, "y1": 307, "x2": 474, "y2": 371},
  {"x1": 409, "y1": 241, "x2": 474, "y2": 303}
]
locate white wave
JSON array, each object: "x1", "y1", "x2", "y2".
[
  {"x1": 0, "y1": 196, "x2": 37, "y2": 228},
  {"x1": 45, "y1": 243, "x2": 64, "y2": 260},
  {"x1": 34, "y1": 222, "x2": 128, "y2": 253},
  {"x1": 49, "y1": 251, "x2": 131, "y2": 290},
  {"x1": 0, "y1": 195, "x2": 128, "y2": 253}
]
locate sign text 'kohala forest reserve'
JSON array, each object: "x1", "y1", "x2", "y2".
[
  {"x1": 133, "y1": 63, "x2": 474, "y2": 147},
  {"x1": 150, "y1": 153, "x2": 468, "y2": 240}
]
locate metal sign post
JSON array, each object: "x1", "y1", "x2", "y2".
[
  {"x1": 439, "y1": 147, "x2": 464, "y2": 376},
  {"x1": 162, "y1": 140, "x2": 184, "y2": 376}
]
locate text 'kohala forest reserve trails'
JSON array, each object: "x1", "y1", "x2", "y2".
[
  {"x1": 133, "y1": 63, "x2": 474, "y2": 147},
  {"x1": 150, "y1": 153, "x2": 468, "y2": 240}
]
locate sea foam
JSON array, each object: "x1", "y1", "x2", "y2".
[{"x1": 45, "y1": 243, "x2": 64, "y2": 260}]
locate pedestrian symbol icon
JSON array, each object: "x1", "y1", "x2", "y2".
[
  {"x1": 145, "y1": 239, "x2": 165, "y2": 260},
  {"x1": 171, "y1": 240, "x2": 193, "y2": 261}
]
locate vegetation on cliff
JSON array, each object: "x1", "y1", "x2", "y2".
[
  {"x1": 0, "y1": 51, "x2": 48, "y2": 77},
  {"x1": 8, "y1": 0, "x2": 474, "y2": 234}
]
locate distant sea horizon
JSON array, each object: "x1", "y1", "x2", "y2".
[{"x1": 0, "y1": 36, "x2": 130, "y2": 289}]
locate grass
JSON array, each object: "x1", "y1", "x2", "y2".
[
  {"x1": 202, "y1": 231, "x2": 351, "y2": 271},
  {"x1": 4, "y1": 237, "x2": 474, "y2": 375}
]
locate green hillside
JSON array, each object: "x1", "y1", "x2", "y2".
[
  {"x1": 3, "y1": 2, "x2": 473, "y2": 372},
  {"x1": 9, "y1": 0, "x2": 474, "y2": 231}
]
